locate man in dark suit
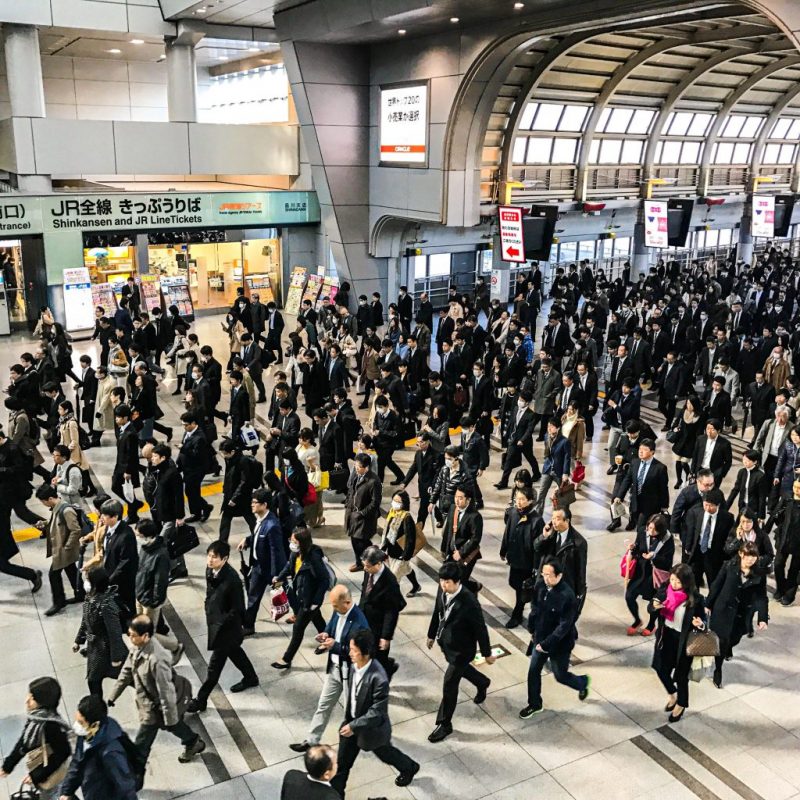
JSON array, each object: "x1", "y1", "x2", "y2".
[
  {"x1": 99, "y1": 498, "x2": 139, "y2": 622},
  {"x1": 441, "y1": 487, "x2": 483, "y2": 588},
  {"x1": 703, "y1": 376, "x2": 732, "y2": 431},
  {"x1": 302, "y1": 350, "x2": 329, "y2": 419},
  {"x1": 534, "y1": 418, "x2": 572, "y2": 516},
  {"x1": 574, "y1": 362, "x2": 598, "y2": 439},
  {"x1": 426, "y1": 562, "x2": 495, "y2": 743},
  {"x1": 532, "y1": 507, "x2": 588, "y2": 608},
  {"x1": 690, "y1": 419, "x2": 733, "y2": 487},
  {"x1": 265, "y1": 400, "x2": 301, "y2": 471},
  {"x1": 324, "y1": 344, "x2": 350, "y2": 395},
  {"x1": 313, "y1": 407, "x2": 346, "y2": 472},
  {"x1": 330, "y1": 629, "x2": 419, "y2": 795},
  {"x1": 360, "y1": 547, "x2": 406, "y2": 680},
  {"x1": 605, "y1": 344, "x2": 635, "y2": 411},
  {"x1": 397, "y1": 285, "x2": 413, "y2": 332},
  {"x1": 725, "y1": 450, "x2": 767, "y2": 520},
  {"x1": 200, "y1": 346, "x2": 226, "y2": 424},
  {"x1": 495, "y1": 390, "x2": 538, "y2": 488},
  {"x1": 656, "y1": 351, "x2": 688, "y2": 430},
  {"x1": 439, "y1": 340, "x2": 461, "y2": 389},
  {"x1": 542, "y1": 315, "x2": 572, "y2": 361},
  {"x1": 75, "y1": 354, "x2": 98, "y2": 443},
  {"x1": 671, "y1": 469, "x2": 715, "y2": 547},
  {"x1": 370, "y1": 396, "x2": 404, "y2": 484},
  {"x1": 468, "y1": 361, "x2": 494, "y2": 440},
  {"x1": 405, "y1": 335, "x2": 429, "y2": 390},
  {"x1": 401, "y1": 432, "x2": 440, "y2": 525},
  {"x1": 519, "y1": 556, "x2": 590, "y2": 719},
  {"x1": 681, "y1": 488, "x2": 734, "y2": 588},
  {"x1": 555, "y1": 372, "x2": 585, "y2": 416},
  {"x1": 345, "y1": 455, "x2": 381, "y2": 571},
  {"x1": 626, "y1": 328, "x2": 652, "y2": 378},
  {"x1": 616, "y1": 438, "x2": 670, "y2": 533},
  {"x1": 746, "y1": 372, "x2": 776, "y2": 445},
  {"x1": 111, "y1": 404, "x2": 143, "y2": 522},
  {"x1": 239, "y1": 333, "x2": 266, "y2": 404},
  {"x1": 228, "y1": 370, "x2": 251, "y2": 443},
  {"x1": 435, "y1": 309, "x2": 454, "y2": 358},
  {"x1": 281, "y1": 745, "x2": 339, "y2": 800},
  {"x1": 149, "y1": 443, "x2": 188, "y2": 579},
  {"x1": 177, "y1": 412, "x2": 213, "y2": 523},
  {"x1": 218, "y1": 439, "x2": 258, "y2": 543},
  {"x1": 331, "y1": 389, "x2": 360, "y2": 459},
  {"x1": 187, "y1": 540, "x2": 259, "y2": 714},
  {"x1": 264, "y1": 301, "x2": 285, "y2": 364}
]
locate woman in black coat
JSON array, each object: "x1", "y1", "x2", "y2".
[
  {"x1": 648, "y1": 563, "x2": 707, "y2": 723},
  {"x1": 271, "y1": 528, "x2": 328, "y2": 670},
  {"x1": 670, "y1": 396, "x2": 703, "y2": 490},
  {"x1": 73, "y1": 567, "x2": 127, "y2": 700},
  {"x1": 281, "y1": 448, "x2": 310, "y2": 505},
  {"x1": 707, "y1": 541, "x2": 769, "y2": 689},
  {"x1": 723, "y1": 509, "x2": 774, "y2": 575},
  {"x1": 625, "y1": 513, "x2": 674, "y2": 636}
]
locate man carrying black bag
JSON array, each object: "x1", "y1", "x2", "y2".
[{"x1": 149, "y1": 443, "x2": 191, "y2": 582}]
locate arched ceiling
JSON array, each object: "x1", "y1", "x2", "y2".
[{"x1": 482, "y1": 7, "x2": 800, "y2": 207}]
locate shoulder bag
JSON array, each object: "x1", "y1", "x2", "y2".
[
  {"x1": 685, "y1": 627, "x2": 720, "y2": 658},
  {"x1": 25, "y1": 728, "x2": 69, "y2": 791}
]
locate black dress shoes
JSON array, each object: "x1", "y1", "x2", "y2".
[
  {"x1": 427, "y1": 724, "x2": 453, "y2": 743},
  {"x1": 395, "y1": 761, "x2": 420, "y2": 787},
  {"x1": 289, "y1": 741, "x2": 311, "y2": 753}
]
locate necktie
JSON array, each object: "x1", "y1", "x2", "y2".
[
  {"x1": 365, "y1": 573, "x2": 374, "y2": 595},
  {"x1": 700, "y1": 516, "x2": 713, "y2": 553},
  {"x1": 632, "y1": 341, "x2": 638, "y2": 357},
  {"x1": 637, "y1": 461, "x2": 647, "y2": 491}
]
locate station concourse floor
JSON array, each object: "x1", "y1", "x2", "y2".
[{"x1": 1, "y1": 311, "x2": 800, "y2": 800}]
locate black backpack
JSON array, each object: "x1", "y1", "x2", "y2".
[{"x1": 118, "y1": 730, "x2": 146, "y2": 791}]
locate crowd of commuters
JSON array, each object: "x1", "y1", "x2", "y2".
[{"x1": 0, "y1": 248, "x2": 794, "y2": 796}]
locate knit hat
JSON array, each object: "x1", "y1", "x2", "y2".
[{"x1": 29, "y1": 677, "x2": 61, "y2": 710}]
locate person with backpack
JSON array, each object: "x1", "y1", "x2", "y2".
[
  {"x1": 270, "y1": 528, "x2": 330, "y2": 670},
  {"x1": 53, "y1": 444, "x2": 83, "y2": 506},
  {"x1": 219, "y1": 438, "x2": 259, "y2": 543},
  {"x1": 35, "y1": 483, "x2": 84, "y2": 617},
  {"x1": 108, "y1": 614, "x2": 205, "y2": 764},
  {"x1": 0, "y1": 676, "x2": 71, "y2": 800},
  {"x1": 73, "y1": 566, "x2": 127, "y2": 700},
  {"x1": 187, "y1": 540, "x2": 260, "y2": 713},
  {"x1": 59, "y1": 694, "x2": 139, "y2": 800},
  {"x1": 6, "y1": 395, "x2": 50, "y2": 482},
  {"x1": 57, "y1": 399, "x2": 96, "y2": 498}
]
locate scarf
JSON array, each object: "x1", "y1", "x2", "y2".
[
  {"x1": 384, "y1": 509, "x2": 408, "y2": 545},
  {"x1": 21, "y1": 708, "x2": 70, "y2": 751},
  {"x1": 662, "y1": 585, "x2": 688, "y2": 622}
]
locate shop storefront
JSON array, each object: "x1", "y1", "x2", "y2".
[{"x1": 0, "y1": 190, "x2": 320, "y2": 333}]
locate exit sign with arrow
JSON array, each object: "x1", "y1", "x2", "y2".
[{"x1": 498, "y1": 205, "x2": 525, "y2": 263}]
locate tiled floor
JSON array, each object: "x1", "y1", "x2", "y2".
[{"x1": 0, "y1": 308, "x2": 798, "y2": 800}]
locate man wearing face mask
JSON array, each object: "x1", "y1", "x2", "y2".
[
  {"x1": 495, "y1": 390, "x2": 538, "y2": 489},
  {"x1": 399, "y1": 432, "x2": 440, "y2": 525},
  {"x1": 371, "y1": 396, "x2": 405, "y2": 485},
  {"x1": 764, "y1": 346, "x2": 790, "y2": 391}
]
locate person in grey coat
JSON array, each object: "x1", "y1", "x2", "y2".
[
  {"x1": 108, "y1": 614, "x2": 206, "y2": 764},
  {"x1": 344, "y1": 454, "x2": 382, "y2": 572},
  {"x1": 531, "y1": 358, "x2": 561, "y2": 440}
]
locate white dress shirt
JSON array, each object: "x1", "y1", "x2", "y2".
[{"x1": 701, "y1": 437, "x2": 717, "y2": 469}]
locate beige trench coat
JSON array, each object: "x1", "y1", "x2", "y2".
[
  {"x1": 59, "y1": 417, "x2": 89, "y2": 469},
  {"x1": 46, "y1": 500, "x2": 83, "y2": 570}
]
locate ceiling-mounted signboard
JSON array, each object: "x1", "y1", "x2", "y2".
[{"x1": 379, "y1": 81, "x2": 429, "y2": 166}]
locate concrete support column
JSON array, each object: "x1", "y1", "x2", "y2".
[
  {"x1": 165, "y1": 40, "x2": 198, "y2": 123},
  {"x1": 3, "y1": 24, "x2": 45, "y2": 118},
  {"x1": 739, "y1": 204, "x2": 754, "y2": 265},
  {"x1": 631, "y1": 219, "x2": 648, "y2": 284}
]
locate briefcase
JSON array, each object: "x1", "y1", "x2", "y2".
[
  {"x1": 167, "y1": 523, "x2": 200, "y2": 560},
  {"x1": 327, "y1": 467, "x2": 349, "y2": 494}
]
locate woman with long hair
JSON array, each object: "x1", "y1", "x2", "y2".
[
  {"x1": 648, "y1": 563, "x2": 707, "y2": 723},
  {"x1": 561, "y1": 401, "x2": 586, "y2": 465},
  {"x1": 380, "y1": 490, "x2": 422, "y2": 597},
  {"x1": 707, "y1": 541, "x2": 769, "y2": 688},
  {"x1": 670, "y1": 395, "x2": 703, "y2": 489},
  {"x1": 624, "y1": 513, "x2": 674, "y2": 637},
  {"x1": 296, "y1": 428, "x2": 324, "y2": 528},
  {"x1": 58, "y1": 399, "x2": 96, "y2": 496},
  {"x1": 270, "y1": 528, "x2": 328, "y2": 670}
]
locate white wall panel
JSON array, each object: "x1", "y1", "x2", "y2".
[
  {"x1": 43, "y1": 78, "x2": 77, "y2": 105},
  {"x1": 114, "y1": 120, "x2": 190, "y2": 173},
  {"x1": 46, "y1": 104, "x2": 79, "y2": 120},
  {"x1": 129, "y1": 81, "x2": 167, "y2": 107},
  {"x1": 73, "y1": 58, "x2": 129, "y2": 82},
  {"x1": 78, "y1": 104, "x2": 131, "y2": 120},
  {"x1": 41, "y1": 56, "x2": 74, "y2": 80},
  {"x1": 31, "y1": 118, "x2": 116, "y2": 173},
  {"x1": 74, "y1": 79, "x2": 131, "y2": 107}
]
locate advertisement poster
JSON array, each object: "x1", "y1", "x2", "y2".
[
  {"x1": 316, "y1": 277, "x2": 339, "y2": 309},
  {"x1": 302, "y1": 274, "x2": 324, "y2": 307},
  {"x1": 245, "y1": 273, "x2": 275, "y2": 306},
  {"x1": 284, "y1": 266, "x2": 308, "y2": 316},
  {"x1": 644, "y1": 201, "x2": 669, "y2": 248},
  {"x1": 498, "y1": 206, "x2": 525, "y2": 263},
  {"x1": 91, "y1": 283, "x2": 117, "y2": 314},
  {"x1": 63, "y1": 267, "x2": 96, "y2": 332},
  {"x1": 139, "y1": 274, "x2": 163, "y2": 313},
  {"x1": 160, "y1": 276, "x2": 195, "y2": 320},
  {"x1": 752, "y1": 195, "x2": 775, "y2": 238},
  {"x1": 379, "y1": 82, "x2": 428, "y2": 165}
]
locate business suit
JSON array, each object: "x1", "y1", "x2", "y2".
[
  {"x1": 499, "y1": 406, "x2": 539, "y2": 486},
  {"x1": 656, "y1": 360, "x2": 688, "y2": 426},
  {"x1": 241, "y1": 341, "x2": 266, "y2": 403},
  {"x1": 325, "y1": 356, "x2": 350, "y2": 393},
  {"x1": 402, "y1": 446, "x2": 440, "y2": 524},
  {"x1": 316, "y1": 420, "x2": 345, "y2": 472},
  {"x1": 266, "y1": 411, "x2": 301, "y2": 470},
  {"x1": 442, "y1": 505, "x2": 483, "y2": 585},
  {"x1": 681, "y1": 505, "x2": 734, "y2": 588},
  {"x1": 535, "y1": 433, "x2": 572, "y2": 515},
  {"x1": 305, "y1": 603, "x2": 370, "y2": 746},
  {"x1": 243, "y1": 512, "x2": 286, "y2": 630},
  {"x1": 103, "y1": 522, "x2": 139, "y2": 621},
  {"x1": 203, "y1": 357, "x2": 226, "y2": 423},
  {"x1": 77, "y1": 365, "x2": 98, "y2": 433},
  {"x1": 533, "y1": 524, "x2": 588, "y2": 603},
  {"x1": 265, "y1": 309, "x2": 285, "y2": 363},
  {"x1": 345, "y1": 470, "x2": 381, "y2": 563},
  {"x1": 360, "y1": 567, "x2": 406, "y2": 676},
  {"x1": 281, "y1": 770, "x2": 338, "y2": 800},
  {"x1": 690, "y1": 435, "x2": 733, "y2": 486},
  {"x1": 618, "y1": 457, "x2": 670, "y2": 532},
  {"x1": 575, "y1": 370, "x2": 598, "y2": 438},
  {"x1": 605, "y1": 355, "x2": 635, "y2": 400},
  {"x1": 427, "y1": 586, "x2": 492, "y2": 728},
  {"x1": 703, "y1": 388, "x2": 733, "y2": 429},
  {"x1": 726, "y1": 467, "x2": 767, "y2": 518},
  {"x1": 229, "y1": 384, "x2": 251, "y2": 442},
  {"x1": 330, "y1": 659, "x2": 417, "y2": 797},
  {"x1": 112, "y1": 422, "x2": 142, "y2": 520},
  {"x1": 177, "y1": 427, "x2": 213, "y2": 519}
]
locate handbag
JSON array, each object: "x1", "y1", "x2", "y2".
[
  {"x1": 122, "y1": 478, "x2": 135, "y2": 503},
  {"x1": 25, "y1": 728, "x2": 70, "y2": 791},
  {"x1": 685, "y1": 627, "x2": 720, "y2": 657},
  {"x1": 620, "y1": 551, "x2": 637, "y2": 580},
  {"x1": 570, "y1": 460, "x2": 585, "y2": 485},
  {"x1": 167, "y1": 523, "x2": 199, "y2": 559},
  {"x1": 11, "y1": 784, "x2": 39, "y2": 800},
  {"x1": 302, "y1": 484, "x2": 318, "y2": 507},
  {"x1": 240, "y1": 422, "x2": 260, "y2": 449},
  {"x1": 270, "y1": 587, "x2": 291, "y2": 622},
  {"x1": 665, "y1": 428, "x2": 680, "y2": 444},
  {"x1": 552, "y1": 480, "x2": 576, "y2": 509},
  {"x1": 397, "y1": 520, "x2": 428, "y2": 559}
]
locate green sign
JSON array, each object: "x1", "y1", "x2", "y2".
[{"x1": 0, "y1": 191, "x2": 319, "y2": 236}]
